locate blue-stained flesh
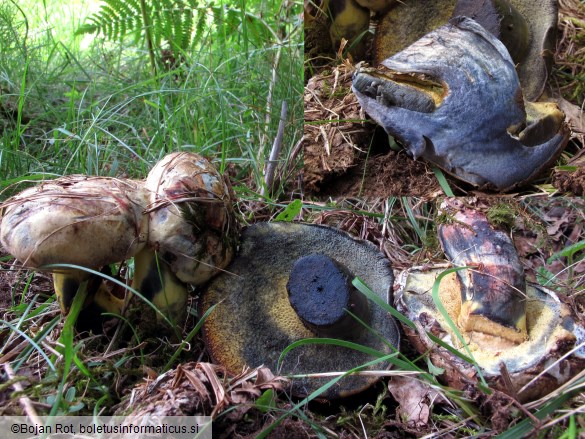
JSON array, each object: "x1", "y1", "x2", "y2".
[
  {"x1": 437, "y1": 203, "x2": 526, "y2": 335},
  {"x1": 352, "y1": 17, "x2": 568, "y2": 190}
]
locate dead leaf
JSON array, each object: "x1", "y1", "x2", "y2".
[
  {"x1": 553, "y1": 97, "x2": 585, "y2": 134},
  {"x1": 387, "y1": 376, "x2": 445, "y2": 427}
]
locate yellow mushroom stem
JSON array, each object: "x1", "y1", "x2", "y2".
[
  {"x1": 132, "y1": 248, "x2": 189, "y2": 323},
  {"x1": 52, "y1": 269, "x2": 125, "y2": 317},
  {"x1": 323, "y1": 0, "x2": 370, "y2": 57}
]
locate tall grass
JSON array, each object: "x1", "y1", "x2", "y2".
[
  {"x1": 0, "y1": 0, "x2": 302, "y2": 419},
  {"x1": 0, "y1": 0, "x2": 303, "y2": 201}
]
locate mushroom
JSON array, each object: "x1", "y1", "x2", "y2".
[
  {"x1": 200, "y1": 222, "x2": 400, "y2": 399},
  {"x1": 139, "y1": 152, "x2": 239, "y2": 322},
  {"x1": 395, "y1": 199, "x2": 585, "y2": 402},
  {"x1": 0, "y1": 152, "x2": 237, "y2": 324},
  {"x1": 373, "y1": 0, "x2": 559, "y2": 101},
  {"x1": 352, "y1": 17, "x2": 569, "y2": 190},
  {"x1": 0, "y1": 176, "x2": 148, "y2": 315},
  {"x1": 314, "y1": 0, "x2": 370, "y2": 58},
  {"x1": 315, "y1": 0, "x2": 398, "y2": 59}
]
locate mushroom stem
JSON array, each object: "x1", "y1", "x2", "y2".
[
  {"x1": 324, "y1": 0, "x2": 370, "y2": 58},
  {"x1": 52, "y1": 270, "x2": 93, "y2": 315},
  {"x1": 53, "y1": 269, "x2": 125, "y2": 329},
  {"x1": 438, "y1": 201, "x2": 527, "y2": 343},
  {"x1": 132, "y1": 248, "x2": 189, "y2": 323},
  {"x1": 286, "y1": 253, "x2": 370, "y2": 339}
]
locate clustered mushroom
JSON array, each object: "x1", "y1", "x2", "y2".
[{"x1": 0, "y1": 152, "x2": 237, "y2": 324}]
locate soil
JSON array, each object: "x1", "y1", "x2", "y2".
[
  {"x1": 303, "y1": 64, "x2": 445, "y2": 197},
  {"x1": 313, "y1": 147, "x2": 442, "y2": 197}
]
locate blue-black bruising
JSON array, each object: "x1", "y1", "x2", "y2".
[{"x1": 352, "y1": 17, "x2": 568, "y2": 190}]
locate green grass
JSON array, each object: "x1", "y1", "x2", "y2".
[
  {"x1": 0, "y1": 0, "x2": 303, "y2": 201},
  {"x1": 1, "y1": 0, "x2": 584, "y2": 437},
  {"x1": 0, "y1": 0, "x2": 303, "y2": 422}
]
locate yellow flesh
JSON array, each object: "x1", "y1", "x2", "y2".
[
  {"x1": 132, "y1": 248, "x2": 189, "y2": 323},
  {"x1": 53, "y1": 269, "x2": 125, "y2": 316},
  {"x1": 401, "y1": 268, "x2": 576, "y2": 375},
  {"x1": 439, "y1": 272, "x2": 527, "y2": 346}
]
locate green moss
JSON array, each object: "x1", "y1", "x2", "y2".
[{"x1": 486, "y1": 202, "x2": 516, "y2": 230}]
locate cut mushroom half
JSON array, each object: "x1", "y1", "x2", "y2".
[
  {"x1": 395, "y1": 200, "x2": 585, "y2": 401},
  {"x1": 353, "y1": 17, "x2": 569, "y2": 190},
  {"x1": 373, "y1": 0, "x2": 559, "y2": 101},
  {"x1": 201, "y1": 222, "x2": 400, "y2": 399}
]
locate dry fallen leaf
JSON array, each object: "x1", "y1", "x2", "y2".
[{"x1": 387, "y1": 376, "x2": 445, "y2": 427}]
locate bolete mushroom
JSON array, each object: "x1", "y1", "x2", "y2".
[
  {"x1": 0, "y1": 152, "x2": 237, "y2": 324},
  {"x1": 0, "y1": 176, "x2": 148, "y2": 315},
  {"x1": 395, "y1": 199, "x2": 585, "y2": 402},
  {"x1": 200, "y1": 222, "x2": 400, "y2": 399},
  {"x1": 352, "y1": 17, "x2": 569, "y2": 190},
  {"x1": 373, "y1": 0, "x2": 558, "y2": 101},
  {"x1": 139, "y1": 152, "x2": 238, "y2": 322}
]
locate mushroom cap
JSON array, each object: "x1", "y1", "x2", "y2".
[
  {"x1": 353, "y1": 17, "x2": 569, "y2": 190},
  {"x1": 395, "y1": 267, "x2": 585, "y2": 402},
  {"x1": 201, "y1": 222, "x2": 400, "y2": 399},
  {"x1": 0, "y1": 176, "x2": 148, "y2": 269},
  {"x1": 145, "y1": 152, "x2": 238, "y2": 285},
  {"x1": 373, "y1": 0, "x2": 558, "y2": 100}
]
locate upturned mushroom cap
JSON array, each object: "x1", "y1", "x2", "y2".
[
  {"x1": 201, "y1": 222, "x2": 400, "y2": 399},
  {"x1": 0, "y1": 176, "x2": 149, "y2": 269},
  {"x1": 353, "y1": 17, "x2": 569, "y2": 190},
  {"x1": 396, "y1": 268, "x2": 585, "y2": 402},
  {"x1": 394, "y1": 200, "x2": 585, "y2": 402},
  {"x1": 373, "y1": 0, "x2": 558, "y2": 101},
  {"x1": 144, "y1": 152, "x2": 238, "y2": 286}
]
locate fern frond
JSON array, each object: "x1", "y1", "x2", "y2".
[
  {"x1": 192, "y1": 7, "x2": 207, "y2": 48},
  {"x1": 181, "y1": 5, "x2": 194, "y2": 50},
  {"x1": 76, "y1": 0, "x2": 206, "y2": 63},
  {"x1": 76, "y1": 0, "x2": 142, "y2": 39}
]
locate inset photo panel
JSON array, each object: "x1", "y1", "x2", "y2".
[{"x1": 303, "y1": 0, "x2": 584, "y2": 197}]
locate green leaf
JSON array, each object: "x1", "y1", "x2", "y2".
[
  {"x1": 431, "y1": 267, "x2": 489, "y2": 389},
  {"x1": 426, "y1": 357, "x2": 445, "y2": 377},
  {"x1": 278, "y1": 337, "x2": 391, "y2": 369},
  {"x1": 255, "y1": 389, "x2": 276, "y2": 413},
  {"x1": 431, "y1": 166, "x2": 455, "y2": 197},
  {"x1": 555, "y1": 165, "x2": 578, "y2": 172},
  {"x1": 274, "y1": 199, "x2": 302, "y2": 222},
  {"x1": 547, "y1": 240, "x2": 585, "y2": 264}
]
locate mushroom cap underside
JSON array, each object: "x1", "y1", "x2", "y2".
[
  {"x1": 201, "y1": 222, "x2": 400, "y2": 399},
  {"x1": 396, "y1": 267, "x2": 585, "y2": 402}
]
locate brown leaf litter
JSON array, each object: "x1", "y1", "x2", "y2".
[{"x1": 117, "y1": 362, "x2": 288, "y2": 419}]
